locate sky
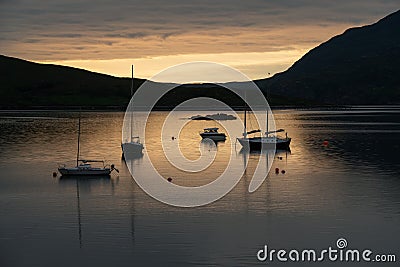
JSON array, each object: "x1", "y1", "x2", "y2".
[{"x1": 0, "y1": 0, "x2": 398, "y2": 80}]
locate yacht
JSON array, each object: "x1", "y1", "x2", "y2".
[
  {"x1": 122, "y1": 65, "x2": 144, "y2": 158},
  {"x1": 58, "y1": 160, "x2": 115, "y2": 176},
  {"x1": 58, "y1": 115, "x2": 118, "y2": 176},
  {"x1": 122, "y1": 136, "x2": 144, "y2": 155},
  {"x1": 237, "y1": 110, "x2": 291, "y2": 150}
]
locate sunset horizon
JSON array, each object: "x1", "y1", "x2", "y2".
[
  {"x1": 1, "y1": 1, "x2": 400, "y2": 267},
  {"x1": 1, "y1": 1, "x2": 398, "y2": 79}
]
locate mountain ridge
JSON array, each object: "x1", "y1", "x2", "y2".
[
  {"x1": 1, "y1": 9, "x2": 399, "y2": 108},
  {"x1": 256, "y1": 9, "x2": 400, "y2": 104}
]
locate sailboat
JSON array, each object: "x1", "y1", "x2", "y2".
[
  {"x1": 58, "y1": 115, "x2": 118, "y2": 176},
  {"x1": 122, "y1": 65, "x2": 144, "y2": 157},
  {"x1": 237, "y1": 109, "x2": 291, "y2": 150}
]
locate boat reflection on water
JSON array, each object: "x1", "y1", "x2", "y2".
[
  {"x1": 58, "y1": 175, "x2": 113, "y2": 182},
  {"x1": 200, "y1": 138, "x2": 220, "y2": 149},
  {"x1": 58, "y1": 176, "x2": 115, "y2": 248},
  {"x1": 120, "y1": 152, "x2": 143, "y2": 247},
  {"x1": 238, "y1": 147, "x2": 291, "y2": 191},
  {"x1": 122, "y1": 150, "x2": 144, "y2": 161},
  {"x1": 239, "y1": 147, "x2": 291, "y2": 156},
  {"x1": 123, "y1": 149, "x2": 144, "y2": 186}
]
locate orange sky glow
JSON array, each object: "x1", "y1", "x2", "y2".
[{"x1": 1, "y1": 1, "x2": 398, "y2": 80}]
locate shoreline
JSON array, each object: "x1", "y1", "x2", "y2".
[{"x1": 1, "y1": 105, "x2": 399, "y2": 112}]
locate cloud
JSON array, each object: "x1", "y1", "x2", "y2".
[
  {"x1": 104, "y1": 32, "x2": 149, "y2": 39},
  {"x1": 45, "y1": 50, "x2": 309, "y2": 81},
  {"x1": 0, "y1": 0, "x2": 398, "y2": 77}
]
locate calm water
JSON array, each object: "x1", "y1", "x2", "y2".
[{"x1": 0, "y1": 107, "x2": 399, "y2": 266}]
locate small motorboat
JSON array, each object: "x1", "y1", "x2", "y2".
[{"x1": 200, "y1": 127, "x2": 226, "y2": 142}]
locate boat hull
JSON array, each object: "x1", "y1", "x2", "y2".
[
  {"x1": 58, "y1": 167, "x2": 111, "y2": 176},
  {"x1": 237, "y1": 137, "x2": 291, "y2": 150},
  {"x1": 200, "y1": 133, "x2": 226, "y2": 141},
  {"x1": 122, "y1": 142, "x2": 144, "y2": 154}
]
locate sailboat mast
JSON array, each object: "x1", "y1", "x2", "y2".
[
  {"x1": 266, "y1": 110, "x2": 269, "y2": 136},
  {"x1": 266, "y1": 85, "x2": 269, "y2": 136},
  {"x1": 130, "y1": 65, "x2": 134, "y2": 142},
  {"x1": 76, "y1": 114, "x2": 81, "y2": 167},
  {"x1": 130, "y1": 65, "x2": 134, "y2": 96}
]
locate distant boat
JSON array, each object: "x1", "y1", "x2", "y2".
[
  {"x1": 237, "y1": 109, "x2": 291, "y2": 150},
  {"x1": 190, "y1": 115, "x2": 213, "y2": 121},
  {"x1": 122, "y1": 65, "x2": 144, "y2": 158},
  {"x1": 58, "y1": 115, "x2": 118, "y2": 176},
  {"x1": 200, "y1": 127, "x2": 226, "y2": 142},
  {"x1": 190, "y1": 113, "x2": 237, "y2": 121}
]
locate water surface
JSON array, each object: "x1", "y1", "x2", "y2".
[{"x1": 0, "y1": 107, "x2": 399, "y2": 266}]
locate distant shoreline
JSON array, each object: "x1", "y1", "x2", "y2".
[{"x1": 1, "y1": 105, "x2": 398, "y2": 112}]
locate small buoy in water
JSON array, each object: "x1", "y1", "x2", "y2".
[
  {"x1": 281, "y1": 170, "x2": 286, "y2": 174},
  {"x1": 52, "y1": 172, "x2": 57, "y2": 177},
  {"x1": 167, "y1": 177, "x2": 172, "y2": 182},
  {"x1": 275, "y1": 168, "x2": 279, "y2": 174},
  {"x1": 323, "y1": 140, "x2": 329, "y2": 146}
]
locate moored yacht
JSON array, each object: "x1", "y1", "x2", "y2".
[
  {"x1": 58, "y1": 115, "x2": 118, "y2": 176},
  {"x1": 58, "y1": 160, "x2": 116, "y2": 176},
  {"x1": 237, "y1": 110, "x2": 291, "y2": 150},
  {"x1": 122, "y1": 65, "x2": 144, "y2": 158}
]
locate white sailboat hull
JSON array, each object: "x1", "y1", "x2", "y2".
[{"x1": 122, "y1": 141, "x2": 144, "y2": 155}]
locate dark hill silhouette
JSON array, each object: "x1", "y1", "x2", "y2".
[
  {"x1": 0, "y1": 55, "x2": 301, "y2": 109},
  {"x1": 1, "y1": 10, "x2": 399, "y2": 108},
  {"x1": 256, "y1": 9, "x2": 400, "y2": 104},
  {"x1": 0, "y1": 55, "x2": 146, "y2": 108}
]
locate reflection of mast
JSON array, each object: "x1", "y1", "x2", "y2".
[
  {"x1": 265, "y1": 151, "x2": 272, "y2": 212},
  {"x1": 285, "y1": 150, "x2": 288, "y2": 167},
  {"x1": 76, "y1": 179, "x2": 82, "y2": 248},
  {"x1": 127, "y1": 159, "x2": 135, "y2": 246},
  {"x1": 130, "y1": 191, "x2": 135, "y2": 246},
  {"x1": 240, "y1": 149, "x2": 250, "y2": 213},
  {"x1": 76, "y1": 114, "x2": 81, "y2": 167},
  {"x1": 242, "y1": 148, "x2": 248, "y2": 176}
]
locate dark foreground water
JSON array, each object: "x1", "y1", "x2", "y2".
[{"x1": 0, "y1": 107, "x2": 399, "y2": 266}]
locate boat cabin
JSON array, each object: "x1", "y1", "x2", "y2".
[{"x1": 203, "y1": 127, "x2": 220, "y2": 133}]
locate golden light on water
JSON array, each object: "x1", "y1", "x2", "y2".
[{"x1": 142, "y1": 111, "x2": 269, "y2": 187}]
